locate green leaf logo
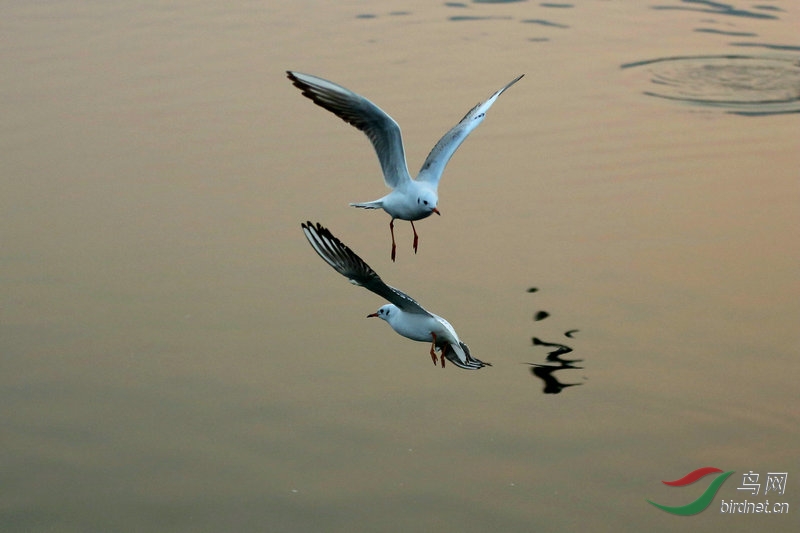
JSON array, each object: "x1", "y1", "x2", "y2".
[{"x1": 647, "y1": 467, "x2": 734, "y2": 516}]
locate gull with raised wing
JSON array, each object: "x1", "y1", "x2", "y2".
[
  {"x1": 289, "y1": 72, "x2": 523, "y2": 261},
  {"x1": 301, "y1": 221, "x2": 490, "y2": 370}
]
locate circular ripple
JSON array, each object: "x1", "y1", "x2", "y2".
[{"x1": 621, "y1": 55, "x2": 800, "y2": 115}]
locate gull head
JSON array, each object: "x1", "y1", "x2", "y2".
[
  {"x1": 367, "y1": 304, "x2": 394, "y2": 321},
  {"x1": 416, "y1": 190, "x2": 440, "y2": 217}
]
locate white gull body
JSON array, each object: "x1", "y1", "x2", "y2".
[
  {"x1": 301, "y1": 221, "x2": 490, "y2": 370},
  {"x1": 289, "y1": 71, "x2": 523, "y2": 261}
]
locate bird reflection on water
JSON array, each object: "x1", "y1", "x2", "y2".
[{"x1": 526, "y1": 287, "x2": 585, "y2": 394}]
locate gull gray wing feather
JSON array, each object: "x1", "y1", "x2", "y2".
[
  {"x1": 417, "y1": 74, "x2": 523, "y2": 185},
  {"x1": 288, "y1": 71, "x2": 412, "y2": 188},
  {"x1": 301, "y1": 222, "x2": 429, "y2": 315}
]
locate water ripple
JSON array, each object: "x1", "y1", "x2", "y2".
[
  {"x1": 621, "y1": 54, "x2": 800, "y2": 116},
  {"x1": 651, "y1": 0, "x2": 779, "y2": 20}
]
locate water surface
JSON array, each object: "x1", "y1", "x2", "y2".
[{"x1": 2, "y1": 1, "x2": 798, "y2": 531}]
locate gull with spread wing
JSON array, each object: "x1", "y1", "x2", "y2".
[
  {"x1": 289, "y1": 72, "x2": 523, "y2": 261},
  {"x1": 301, "y1": 221, "x2": 490, "y2": 370}
]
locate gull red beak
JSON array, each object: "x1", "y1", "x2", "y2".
[
  {"x1": 433, "y1": 207, "x2": 441, "y2": 216},
  {"x1": 367, "y1": 312, "x2": 378, "y2": 318}
]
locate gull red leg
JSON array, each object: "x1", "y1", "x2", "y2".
[
  {"x1": 390, "y1": 218, "x2": 397, "y2": 262},
  {"x1": 429, "y1": 332, "x2": 438, "y2": 366},
  {"x1": 411, "y1": 220, "x2": 419, "y2": 254}
]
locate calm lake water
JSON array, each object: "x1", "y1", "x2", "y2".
[{"x1": 2, "y1": 1, "x2": 798, "y2": 531}]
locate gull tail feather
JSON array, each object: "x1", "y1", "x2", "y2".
[
  {"x1": 350, "y1": 200, "x2": 384, "y2": 210},
  {"x1": 442, "y1": 342, "x2": 491, "y2": 370}
]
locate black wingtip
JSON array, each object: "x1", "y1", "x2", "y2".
[
  {"x1": 287, "y1": 71, "x2": 309, "y2": 93},
  {"x1": 302, "y1": 220, "x2": 333, "y2": 240},
  {"x1": 301, "y1": 220, "x2": 350, "y2": 257},
  {"x1": 441, "y1": 342, "x2": 492, "y2": 370}
]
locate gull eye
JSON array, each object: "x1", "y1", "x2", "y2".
[{"x1": 423, "y1": 200, "x2": 428, "y2": 205}]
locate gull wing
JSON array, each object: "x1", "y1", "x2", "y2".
[
  {"x1": 442, "y1": 341, "x2": 491, "y2": 370},
  {"x1": 417, "y1": 74, "x2": 523, "y2": 186},
  {"x1": 302, "y1": 222, "x2": 429, "y2": 315},
  {"x1": 288, "y1": 71, "x2": 412, "y2": 188}
]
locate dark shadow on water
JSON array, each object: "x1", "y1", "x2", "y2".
[
  {"x1": 752, "y1": 4, "x2": 784, "y2": 12},
  {"x1": 449, "y1": 15, "x2": 513, "y2": 21},
  {"x1": 526, "y1": 287, "x2": 585, "y2": 394},
  {"x1": 694, "y1": 28, "x2": 757, "y2": 37},
  {"x1": 527, "y1": 362, "x2": 583, "y2": 394},
  {"x1": 521, "y1": 19, "x2": 569, "y2": 28},
  {"x1": 526, "y1": 337, "x2": 584, "y2": 394},
  {"x1": 730, "y1": 42, "x2": 800, "y2": 52},
  {"x1": 532, "y1": 336, "x2": 574, "y2": 359},
  {"x1": 651, "y1": 0, "x2": 779, "y2": 20},
  {"x1": 357, "y1": 11, "x2": 412, "y2": 19}
]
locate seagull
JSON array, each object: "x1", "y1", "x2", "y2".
[
  {"x1": 301, "y1": 221, "x2": 491, "y2": 370},
  {"x1": 289, "y1": 71, "x2": 523, "y2": 261}
]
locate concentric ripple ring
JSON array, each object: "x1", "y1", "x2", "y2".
[{"x1": 621, "y1": 55, "x2": 800, "y2": 116}]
